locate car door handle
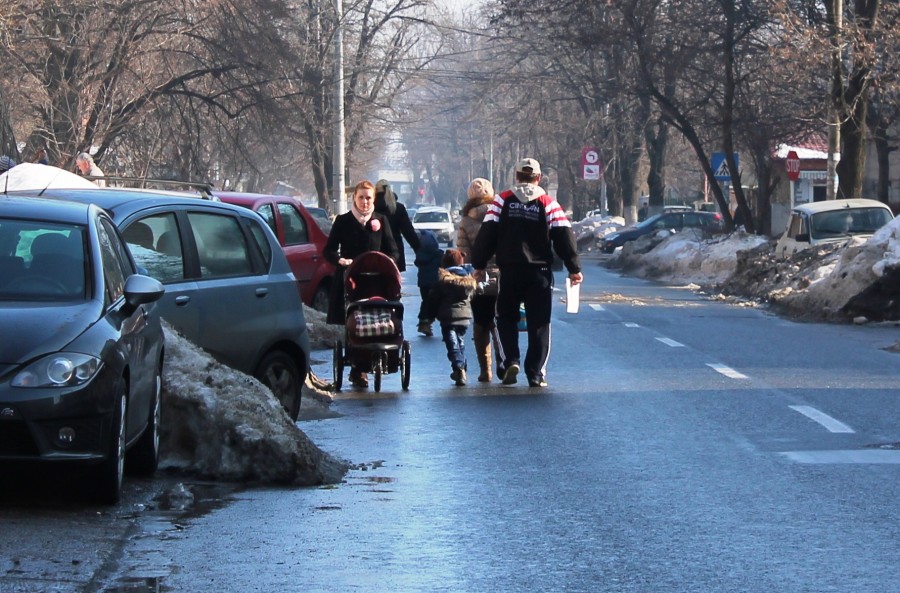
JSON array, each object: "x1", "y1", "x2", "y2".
[
  {"x1": 255, "y1": 288, "x2": 269, "y2": 298},
  {"x1": 174, "y1": 295, "x2": 191, "y2": 306}
]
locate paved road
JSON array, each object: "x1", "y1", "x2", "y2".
[{"x1": 5, "y1": 260, "x2": 900, "y2": 593}]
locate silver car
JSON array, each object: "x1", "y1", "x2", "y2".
[{"x1": 775, "y1": 199, "x2": 894, "y2": 259}]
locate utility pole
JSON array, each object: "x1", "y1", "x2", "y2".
[
  {"x1": 332, "y1": 0, "x2": 347, "y2": 214},
  {"x1": 827, "y1": 0, "x2": 843, "y2": 200}
]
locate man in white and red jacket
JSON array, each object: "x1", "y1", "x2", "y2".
[{"x1": 471, "y1": 158, "x2": 583, "y2": 388}]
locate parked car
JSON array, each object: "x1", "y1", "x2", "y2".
[
  {"x1": 214, "y1": 191, "x2": 334, "y2": 312},
  {"x1": 601, "y1": 211, "x2": 724, "y2": 253},
  {"x1": 775, "y1": 198, "x2": 894, "y2": 259},
  {"x1": 304, "y1": 205, "x2": 333, "y2": 233},
  {"x1": 15, "y1": 188, "x2": 310, "y2": 421},
  {"x1": 0, "y1": 196, "x2": 165, "y2": 504},
  {"x1": 412, "y1": 206, "x2": 455, "y2": 246}
]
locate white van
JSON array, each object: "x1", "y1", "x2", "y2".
[{"x1": 775, "y1": 198, "x2": 894, "y2": 259}]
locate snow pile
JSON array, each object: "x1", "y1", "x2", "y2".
[
  {"x1": 159, "y1": 322, "x2": 347, "y2": 485},
  {"x1": 605, "y1": 216, "x2": 900, "y2": 323},
  {"x1": 572, "y1": 215, "x2": 626, "y2": 250},
  {"x1": 610, "y1": 229, "x2": 770, "y2": 286}
]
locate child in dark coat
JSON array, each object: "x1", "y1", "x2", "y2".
[
  {"x1": 423, "y1": 248, "x2": 477, "y2": 386},
  {"x1": 413, "y1": 230, "x2": 443, "y2": 336}
]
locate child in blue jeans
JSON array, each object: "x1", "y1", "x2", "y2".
[
  {"x1": 414, "y1": 230, "x2": 443, "y2": 336},
  {"x1": 422, "y1": 248, "x2": 476, "y2": 386}
]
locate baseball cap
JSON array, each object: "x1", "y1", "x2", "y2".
[{"x1": 515, "y1": 158, "x2": 541, "y2": 175}]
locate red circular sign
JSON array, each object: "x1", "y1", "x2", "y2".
[{"x1": 786, "y1": 150, "x2": 801, "y2": 182}]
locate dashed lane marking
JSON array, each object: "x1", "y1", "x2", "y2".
[
  {"x1": 789, "y1": 405, "x2": 855, "y2": 433},
  {"x1": 623, "y1": 322, "x2": 639, "y2": 328},
  {"x1": 589, "y1": 304, "x2": 605, "y2": 311},
  {"x1": 780, "y1": 450, "x2": 900, "y2": 464},
  {"x1": 706, "y1": 363, "x2": 749, "y2": 379},
  {"x1": 656, "y1": 337, "x2": 684, "y2": 347}
]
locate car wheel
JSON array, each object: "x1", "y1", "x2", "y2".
[
  {"x1": 255, "y1": 350, "x2": 302, "y2": 421},
  {"x1": 312, "y1": 283, "x2": 330, "y2": 313},
  {"x1": 94, "y1": 385, "x2": 127, "y2": 505},
  {"x1": 126, "y1": 364, "x2": 161, "y2": 476}
]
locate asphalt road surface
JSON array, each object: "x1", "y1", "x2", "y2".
[{"x1": 4, "y1": 258, "x2": 900, "y2": 593}]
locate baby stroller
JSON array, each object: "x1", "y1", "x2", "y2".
[{"x1": 333, "y1": 251, "x2": 411, "y2": 392}]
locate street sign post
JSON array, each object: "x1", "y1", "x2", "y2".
[{"x1": 581, "y1": 147, "x2": 601, "y2": 180}]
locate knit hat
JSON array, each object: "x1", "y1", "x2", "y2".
[
  {"x1": 0, "y1": 155, "x2": 17, "y2": 173},
  {"x1": 467, "y1": 178, "x2": 494, "y2": 200}
]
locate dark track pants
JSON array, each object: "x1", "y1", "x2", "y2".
[{"x1": 494, "y1": 265, "x2": 553, "y2": 381}]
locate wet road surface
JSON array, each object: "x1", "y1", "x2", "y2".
[{"x1": 7, "y1": 259, "x2": 900, "y2": 592}]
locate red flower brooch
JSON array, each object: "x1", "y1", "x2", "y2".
[{"x1": 369, "y1": 219, "x2": 381, "y2": 232}]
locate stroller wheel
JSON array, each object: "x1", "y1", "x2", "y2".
[
  {"x1": 333, "y1": 341, "x2": 344, "y2": 391},
  {"x1": 373, "y1": 354, "x2": 383, "y2": 393},
  {"x1": 400, "y1": 341, "x2": 411, "y2": 391}
]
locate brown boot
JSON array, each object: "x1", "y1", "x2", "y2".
[{"x1": 473, "y1": 325, "x2": 492, "y2": 382}]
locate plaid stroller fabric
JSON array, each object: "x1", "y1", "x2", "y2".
[{"x1": 352, "y1": 308, "x2": 396, "y2": 337}]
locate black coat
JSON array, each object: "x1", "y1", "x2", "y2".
[
  {"x1": 375, "y1": 193, "x2": 420, "y2": 271},
  {"x1": 323, "y1": 211, "x2": 400, "y2": 324}
]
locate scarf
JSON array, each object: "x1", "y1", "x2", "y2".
[{"x1": 351, "y1": 201, "x2": 373, "y2": 226}]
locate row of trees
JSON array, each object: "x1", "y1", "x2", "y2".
[
  {"x1": 0, "y1": 0, "x2": 435, "y2": 205},
  {"x1": 1, "y1": 1, "x2": 897, "y2": 234},
  {"x1": 403, "y1": 0, "x2": 898, "y2": 234}
]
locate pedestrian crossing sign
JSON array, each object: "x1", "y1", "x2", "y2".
[{"x1": 711, "y1": 152, "x2": 739, "y2": 181}]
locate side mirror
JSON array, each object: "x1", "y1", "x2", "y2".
[{"x1": 121, "y1": 274, "x2": 165, "y2": 316}]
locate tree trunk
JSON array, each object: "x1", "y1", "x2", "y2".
[
  {"x1": 644, "y1": 112, "x2": 669, "y2": 217},
  {"x1": 836, "y1": 84, "x2": 869, "y2": 200}
]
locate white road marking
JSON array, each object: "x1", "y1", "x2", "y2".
[
  {"x1": 623, "y1": 322, "x2": 639, "y2": 328},
  {"x1": 656, "y1": 337, "x2": 684, "y2": 347},
  {"x1": 781, "y1": 450, "x2": 900, "y2": 464},
  {"x1": 589, "y1": 304, "x2": 605, "y2": 311},
  {"x1": 706, "y1": 363, "x2": 749, "y2": 379},
  {"x1": 788, "y1": 405, "x2": 855, "y2": 433}
]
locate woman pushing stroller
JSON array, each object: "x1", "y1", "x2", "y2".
[{"x1": 324, "y1": 180, "x2": 400, "y2": 388}]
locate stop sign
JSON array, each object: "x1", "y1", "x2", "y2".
[{"x1": 786, "y1": 150, "x2": 801, "y2": 182}]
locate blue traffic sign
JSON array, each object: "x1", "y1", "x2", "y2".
[{"x1": 711, "y1": 152, "x2": 739, "y2": 181}]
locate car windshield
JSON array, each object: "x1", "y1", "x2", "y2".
[
  {"x1": 0, "y1": 219, "x2": 87, "y2": 301},
  {"x1": 809, "y1": 207, "x2": 893, "y2": 240},
  {"x1": 415, "y1": 210, "x2": 449, "y2": 223},
  {"x1": 635, "y1": 214, "x2": 663, "y2": 229}
]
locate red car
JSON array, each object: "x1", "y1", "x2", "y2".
[{"x1": 215, "y1": 191, "x2": 334, "y2": 311}]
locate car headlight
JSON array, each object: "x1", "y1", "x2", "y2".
[{"x1": 11, "y1": 353, "x2": 101, "y2": 388}]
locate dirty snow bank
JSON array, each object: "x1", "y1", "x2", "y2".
[
  {"x1": 160, "y1": 322, "x2": 347, "y2": 485},
  {"x1": 609, "y1": 229, "x2": 770, "y2": 286},
  {"x1": 572, "y1": 215, "x2": 626, "y2": 249},
  {"x1": 600, "y1": 216, "x2": 900, "y2": 324}
]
